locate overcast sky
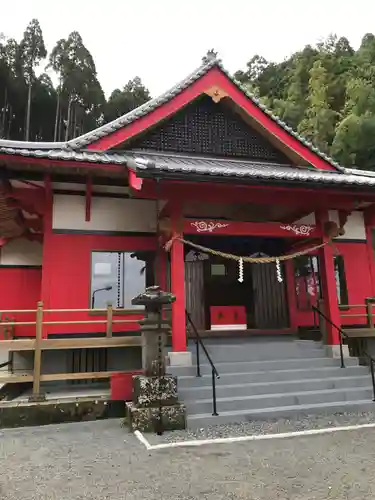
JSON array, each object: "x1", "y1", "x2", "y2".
[{"x1": 2, "y1": 1, "x2": 374, "y2": 98}]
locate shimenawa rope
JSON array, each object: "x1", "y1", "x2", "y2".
[{"x1": 164, "y1": 221, "x2": 341, "y2": 264}]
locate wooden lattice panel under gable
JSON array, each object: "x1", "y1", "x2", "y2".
[{"x1": 127, "y1": 95, "x2": 290, "y2": 163}]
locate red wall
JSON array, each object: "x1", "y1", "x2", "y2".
[
  {"x1": 41, "y1": 233, "x2": 157, "y2": 336},
  {"x1": 288, "y1": 241, "x2": 373, "y2": 329},
  {"x1": 0, "y1": 267, "x2": 41, "y2": 337},
  {"x1": 3, "y1": 236, "x2": 374, "y2": 336}
]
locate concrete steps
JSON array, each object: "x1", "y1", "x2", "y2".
[
  {"x1": 175, "y1": 356, "x2": 359, "y2": 377},
  {"x1": 168, "y1": 338, "x2": 375, "y2": 428},
  {"x1": 184, "y1": 386, "x2": 373, "y2": 415},
  {"x1": 179, "y1": 375, "x2": 371, "y2": 400},
  {"x1": 187, "y1": 400, "x2": 375, "y2": 427},
  {"x1": 187, "y1": 341, "x2": 326, "y2": 363},
  {"x1": 177, "y1": 365, "x2": 368, "y2": 388}
]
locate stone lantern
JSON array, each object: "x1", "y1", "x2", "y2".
[{"x1": 126, "y1": 286, "x2": 186, "y2": 433}]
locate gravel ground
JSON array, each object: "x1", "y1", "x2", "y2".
[
  {"x1": 2, "y1": 418, "x2": 375, "y2": 499},
  {"x1": 146, "y1": 410, "x2": 375, "y2": 444}
]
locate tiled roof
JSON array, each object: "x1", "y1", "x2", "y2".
[
  {"x1": 125, "y1": 151, "x2": 375, "y2": 188},
  {"x1": 0, "y1": 146, "x2": 128, "y2": 165},
  {"x1": 2, "y1": 141, "x2": 375, "y2": 187},
  {"x1": 0, "y1": 55, "x2": 346, "y2": 172}
]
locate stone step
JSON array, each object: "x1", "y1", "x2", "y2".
[
  {"x1": 188, "y1": 337, "x2": 317, "y2": 347},
  {"x1": 179, "y1": 375, "x2": 371, "y2": 400},
  {"x1": 190, "y1": 349, "x2": 326, "y2": 363},
  {"x1": 177, "y1": 365, "x2": 369, "y2": 388},
  {"x1": 189, "y1": 344, "x2": 326, "y2": 363},
  {"x1": 187, "y1": 399, "x2": 375, "y2": 428},
  {"x1": 169, "y1": 356, "x2": 358, "y2": 377},
  {"x1": 187, "y1": 339, "x2": 323, "y2": 350},
  {"x1": 184, "y1": 386, "x2": 373, "y2": 414}
]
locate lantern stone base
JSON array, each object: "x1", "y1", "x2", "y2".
[
  {"x1": 126, "y1": 374, "x2": 186, "y2": 432},
  {"x1": 132, "y1": 374, "x2": 179, "y2": 407},
  {"x1": 126, "y1": 401, "x2": 186, "y2": 432},
  {"x1": 325, "y1": 344, "x2": 350, "y2": 359}
]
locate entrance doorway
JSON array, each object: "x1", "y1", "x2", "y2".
[{"x1": 184, "y1": 236, "x2": 289, "y2": 332}]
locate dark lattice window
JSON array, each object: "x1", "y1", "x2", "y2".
[{"x1": 127, "y1": 95, "x2": 290, "y2": 163}]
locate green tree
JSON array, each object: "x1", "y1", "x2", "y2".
[
  {"x1": 0, "y1": 37, "x2": 25, "y2": 139},
  {"x1": 20, "y1": 19, "x2": 47, "y2": 140},
  {"x1": 103, "y1": 77, "x2": 150, "y2": 123},
  {"x1": 298, "y1": 61, "x2": 339, "y2": 152},
  {"x1": 49, "y1": 32, "x2": 105, "y2": 141},
  {"x1": 48, "y1": 38, "x2": 69, "y2": 141}
]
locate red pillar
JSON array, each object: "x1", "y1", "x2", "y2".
[
  {"x1": 170, "y1": 201, "x2": 186, "y2": 352},
  {"x1": 315, "y1": 210, "x2": 341, "y2": 345}
]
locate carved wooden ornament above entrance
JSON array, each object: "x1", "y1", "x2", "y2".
[
  {"x1": 190, "y1": 221, "x2": 230, "y2": 233},
  {"x1": 204, "y1": 86, "x2": 229, "y2": 103}
]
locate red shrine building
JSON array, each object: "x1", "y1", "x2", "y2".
[{"x1": 1, "y1": 53, "x2": 375, "y2": 391}]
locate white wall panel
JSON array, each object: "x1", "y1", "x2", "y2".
[
  {"x1": 0, "y1": 239, "x2": 43, "y2": 266},
  {"x1": 52, "y1": 195, "x2": 157, "y2": 232},
  {"x1": 329, "y1": 210, "x2": 366, "y2": 240},
  {"x1": 294, "y1": 213, "x2": 316, "y2": 225}
]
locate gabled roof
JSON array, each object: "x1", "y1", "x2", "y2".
[
  {"x1": 64, "y1": 55, "x2": 345, "y2": 172},
  {"x1": 1, "y1": 54, "x2": 375, "y2": 191},
  {"x1": 0, "y1": 54, "x2": 344, "y2": 172}
]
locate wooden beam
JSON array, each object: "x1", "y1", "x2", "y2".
[
  {"x1": 183, "y1": 218, "x2": 321, "y2": 238},
  {"x1": 137, "y1": 180, "x2": 369, "y2": 210},
  {"x1": 106, "y1": 304, "x2": 113, "y2": 338},
  {"x1": 0, "y1": 339, "x2": 36, "y2": 351},
  {"x1": 344, "y1": 329, "x2": 375, "y2": 338},
  {"x1": 40, "y1": 370, "x2": 129, "y2": 382},
  {"x1": 30, "y1": 301, "x2": 43, "y2": 400},
  {"x1": 85, "y1": 176, "x2": 92, "y2": 221},
  {"x1": 38, "y1": 336, "x2": 142, "y2": 350},
  {"x1": 0, "y1": 336, "x2": 142, "y2": 352},
  {"x1": 0, "y1": 372, "x2": 33, "y2": 383},
  {"x1": 0, "y1": 370, "x2": 142, "y2": 384}
]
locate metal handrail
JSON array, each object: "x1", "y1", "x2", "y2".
[
  {"x1": 312, "y1": 304, "x2": 375, "y2": 401},
  {"x1": 312, "y1": 305, "x2": 347, "y2": 368},
  {"x1": 185, "y1": 310, "x2": 220, "y2": 416}
]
